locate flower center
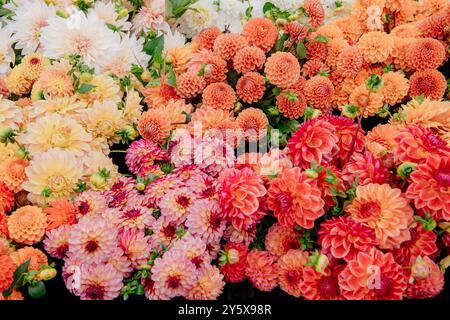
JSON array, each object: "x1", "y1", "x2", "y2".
[
  {"x1": 85, "y1": 239, "x2": 99, "y2": 253},
  {"x1": 56, "y1": 244, "x2": 69, "y2": 258},
  {"x1": 30, "y1": 57, "x2": 40, "y2": 65},
  {"x1": 162, "y1": 224, "x2": 176, "y2": 238},
  {"x1": 191, "y1": 256, "x2": 203, "y2": 268},
  {"x1": 166, "y1": 275, "x2": 181, "y2": 289},
  {"x1": 209, "y1": 212, "x2": 222, "y2": 229},
  {"x1": 274, "y1": 192, "x2": 293, "y2": 212},
  {"x1": 85, "y1": 284, "x2": 105, "y2": 300},
  {"x1": 176, "y1": 195, "x2": 191, "y2": 208},
  {"x1": 434, "y1": 164, "x2": 450, "y2": 187},
  {"x1": 78, "y1": 201, "x2": 90, "y2": 215},
  {"x1": 373, "y1": 275, "x2": 392, "y2": 297},
  {"x1": 286, "y1": 269, "x2": 301, "y2": 284},
  {"x1": 358, "y1": 202, "x2": 381, "y2": 219},
  {"x1": 123, "y1": 208, "x2": 142, "y2": 219},
  {"x1": 318, "y1": 276, "x2": 339, "y2": 298},
  {"x1": 47, "y1": 175, "x2": 68, "y2": 192},
  {"x1": 422, "y1": 132, "x2": 446, "y2": 151},
  {"x1": 73, "y1": 37, "x2": 92, "y2": 55}
]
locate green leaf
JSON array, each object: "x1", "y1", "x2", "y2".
[
  {"x1": 136, "y1": 284, "x2": 145, "y2": 295},
  {"x1": 245, "y1": 5, "x2": 253, "y2": 18},
  {"x1": 13, "y1": 259, "x2": 30, "y2": 284},
  {"x1": 76, "y1": 83, "x2": 95, "y2": 94},
  {"x1": 275, "y1": 33, "x2": 289, "y2": 52},
  {"x1": 144, "y1": 35, "x2": 164, "y2": 63},
  {"x1": 28, "y1": 281, "x2": 46, "y2": 299},
  {"x1": 296, "y1": 41, "x2": 307, "y2": 59},
  {"x1": 365, "y1": 74, "x2": 383, "y2": 92},
  {"x1": 263, "y1": 2, "x2": 276, "y2": 13},
  {"x1": 168, "y1": 0, "x2": 199, "y2": 19},
  {"x1": 166, "y1": 67, "x2": 177, "y2": 88},
  {"x1": 314, "y1": 35, "x2": 329, "y2": 43}
]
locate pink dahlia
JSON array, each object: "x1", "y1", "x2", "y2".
[
  {"x1": 44, "y1": 224, "x2": 71, "y2": 259},
  {"x1": 104, "y1": 177, "x2": 139, "y2": 208},
  {"x1": 148, "y1": 218, "x2": 179, "y2": 251},
  {"x1": 342, "y1": 151, "x2": 391, "y2": 186},
  {"x1": 406, "y1": 256, "x2": 444, "y2": 299},
  {"x1": 74, "y1": 190, "x2": 107, "y2": 219},
  {"x1": 118, "y1": 229, "x2": 151, "y2": 268},
  {"x1": 185, "y1": 199, "x2": 226, "y2": 244},
  {"x1": 171, "y1": 234, "x2": 211, "y2": 269},
  {"x1": 106, "y1": 248, "x2": 133, "y2": 278},
  {"x1": 79, "y1": 263, "x2": 123, "y2": 300},
  {"x1": 245, "y1": 250, "x2": 278, "y2": 292},
  {"x1": 159, "y1": 187, "x2": 196, "y2": 222},
  {"x1": 125, "y1": 139, "x2": 169, "y2": 177},
  {"x1": 223, "y1": 224, "x2": 257, "y2": 246},
  {"x1": 119, "y1": 205, "x2": 155, "y2": 232},
  {"x1": 265, "y1": 223, "x2": 300, "y2": 257}
]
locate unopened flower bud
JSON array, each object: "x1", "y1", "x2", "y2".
[
  {"x1": 36, "y1": 268, "x2": 57, "y2": 281},
  {"x1": 227, "y1": 249, "x2": 240, "y2": 265},
  {"x1": 397, "y1": 162, "x2": 416, "y2": 180},
  {"x1": 80, "y1": 72, "x2": 93, "y2": 83},
  {"x1": 141, "y1": 70, "x2": 152, "y2": 83},
  {"x1": 117, "y1": 8, "x2": 128, "y2": 19},
  {"x1": 411, "y1": 259, "x2": 430, "y2": 280},
  {"x1": 90, "y1": 173, "x2": 108, "y2": 189}
]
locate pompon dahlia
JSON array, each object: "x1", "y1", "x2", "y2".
[
  {"x1": 151, "y1": 252, "x2": 197, "y2": 298},
  {"x1": 286, "y1": 118, "x2": 338, "y2": 169},
  {"x1": 303, "y1": 0, "x2": 325, "y2": 27},
  {"x1": 194, "y1": 26, "x2": 221, "y2": 50},
  {"x1": 304, "y1": 76, "x2": 334, "y2": 113},
  {"x1": 125, "y1": 139, "x2": 169, "y2": 177},
  {"x1": 265, "y1": 52, "x2": 301, "y2": 89},
  {"x1": 406, "y1": 155, "x2": 450, "y2": 221},
  {"x1": 236, "y1": 72, "x2": 266, "y2": 104},
  {"x1": 233, "y1": 46, "x2": 266, "y2": 74},
  {"x1": 406, "y1": 256, "x2": 444, "y2": 299},
  {"x1": 8, "y1": 206, "x2": 47, "y2": 245},
  {"x1": 0, "y1": 254, "x2": 15, "y2": 292},
  {"x1": 68, "y1": 216, "x2": 117, "y2": 264},
  {"x1": 301, "y1": 264, "x2": 344, "y2": 300},
  {"x1": 242, "y1": 18, "x2": 278, "y2": 52},
  {"x1": 186, "y1": 199, "x2": 226, "y2": 244},
  {"x1": 277, "y1": 249, "x2": 309, "y2": 297},
  {"x1": 346, "y1": 183, "x2": 413, "y2": 249},
  {"x1": 409, "y1": 69, "x2": 446, "y2": 100},
  {"x1": 325, "y1": 38, "x2": 348, "y2": 69},
  {"x1": 213, "y1": 33, "x2": 248, "y2": 61},
  {"x1": 79, "y1": 263, "x2": 123, "y2": 300},
  {"x1": 381, "y1": 71, "x2": 409, "y2": 106},
  {"x1": 11, "y1": 247, "x2": 47, "y2": 271},
  {"x1": 301, "y1": 59, "x2": 330, "y2": 79},
  {"x1": 394, "y1": 125, "x2": 450, "y2": 165},
  {"x1": 418, "y1": 15, "x2": 446, "y2": 40},
  {"x1": 202, "y1": 82, "x2": 236, "y2": 110},
  {"x1": 187, "y1": 50, "x2": 227, "y2": 84},
  {"x1": 245, "y1": 250, "x2": 278, "y2": 292},
  {"x1": 338, "y1": 248, "x2": 407, "y2": 300},
  {"x1": 407, "y1": 38, "x2": 446, "y2": 71},
  {"x1": 276, "y1": 89, "x2": 307, "y2": 119},
  {"x1": 336, "y1": 45, "x2": 363, "y2": 78},
  {"x1": 268, "y1": 168, "x2": 325, "y2": 229},
  {"x1": 307, "y1": 40, "x2": 328, "y2": 62},
  {"x1": 187, "y1": 265, "x2": 224, "y2": 300},
  {"x1": 175, "y1": 71, "x2": 206, "y2": 99},
  {"x1": 342, "y1": 151, "x2": 390, "y2": 186},
  {"x1": 44, "y1": 224, "x2": 71, "y2": 259},
  {"x1": 44, "y1": 200, "x2": 77, "y2": 230},
  {"x1": 390, "y1": 37, "x2": 415, "y2": 70},
  {"x1": 265, "y1": 223, "x2": 300, "y2": 257},
  {"x1": 319, "y1": 216, "x2": 377, "y2": 262},
  {"x1": 0, "y1": 157, "x2": 28, "y2": 193},
  {"x1": 137, "y1": 109, "x2": 171, "y2": 143},
  {"x1": 357, "y1": 31, "x2": 394, "y2": 64},
  {"x1": 236, "y1": 107, "x2": 268, "y2": 142},
  {"x1": 0, "y1": 181, "x2": 14, "y2": 215},
  {"x1": 218, "y1": 168, "x2": 266, "y2": 230},
  {"x1": 281, "y1": 21, "x2": 309, "y2": 43},
  {"x1": 349, "y1": 84, "x2": 384, "y2": 117},
  {"x1": 219, "y1": 242, "x2": 248, "y2": 283}
]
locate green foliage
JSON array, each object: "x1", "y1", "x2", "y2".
[{"x1": 167, "y1": 0, "x2": 199, "y2": 19}]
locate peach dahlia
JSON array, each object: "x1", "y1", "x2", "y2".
[
  {"x1": 8, "y1": 205, "x2": 47, "y2": 245},
  {"x1": 245, "y1": 250, "x2": 278, "y2": 292},
  {"x1": 242, "y1": 18, "x2": 278, "y2": 53},
  {"x1": 278, "y1": 249, "x2": 309, "y2": 297},
  {"x1": 236, "y1": 72, "x2": 265, "y2": 104},
  {"x1": 265, "y1": 52, "x2": 301, "y2": 89}
]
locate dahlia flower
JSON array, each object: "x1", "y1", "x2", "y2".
[
  {"x1": 118, "y1": 229, "x2": 151, "y2": 267},
  {"x1": 186, "y1": 50, "x2": 227, "y2": 84},
  {"x1": 213, "y1": 33, "x2": 248, "y2": 61},
  {"x1": 45, "y1": 200, "x2": 77, "y2": 230},
  {"x1": 245, "y1": 250, "x2": 278, "y2": 292},
  {"x1": 176, "y1": 71, "x2": 206, "y2": 99},
  {"x1": 202, "y1": 82, "x2": 236, "y2": 110},
  {"x1": 276, "y1": 89, "x2": 307, "y2": 119},
  {"x1": 407, "y1": 38, "x2": 446, "y2": 71},
  {"x1": 406, "y1": 256, "x2": 444, "y2": 299},
  {"x1": 132, "y1": 0, "x2": 165, "y2": 33},
  {"x1": 342, "y1": 151, "x2": 391, "y2": 186},
  {"x1": 236, "y1": 108, "x2": 268, "y2": 142},
  {"x1": 0, "y1": 157, "x2": 28, "y2": 193},
  {"x1": 236, "y1": 72, "x2": 266, "y2": 104},
  {"x1": 233, "y1": 46, "x2": 266, "y2": 74},
  {"x1": 79, "y1": 263, "x2": 123, "y2": 300},
  {"x1": 74, "y1": 191, "x2": 107, "y2": 219},
  {"x1": 137, "y1": 109, "x2": 171, "y2": 143},
  {"x1": 242, "y1": 18, "x2": 278, "y2": 52},
  {"x1": 278, "y1": 249, "x2": 309, "y2": 297},
  {"x1": 193, "y1": 27, "x2": 221, "y2": 51},
  {"x1": 159, "y1": 187, "x2": 196, "y2": 222},
  {"x1": 265, "y1": 52, "x2": 301, "y2": 88},
  {"x1": 357, "y1": 31, "x2": 394, "y2": 63},
  {"x1": 0, "y1": 181, "x2": 14, "y2": 216},
  {"x1": 349, "y1": 84, "x2": 384, "y2": 117},
  {"x1": 0, "y1": 96, "x2": 23, "y2": 132},
  {"x1": 265, "y1": 223, "x2": 300, "y2": 257},
  {"x1": 409, "y1": 69, "x2": 446, "y2": 100},
  {"x1": 185, "y1": 199, "x2": 225, "y2": 244},
  {"x1": 44, "y1": 224, "x2": 71, "y2": 259},
  {"x1": 187, "y1": 265, "x2": 224, "y2": 300},
  {"x1": 8, "y1": 205, "x2": 47, "y2": 245},
  {"x1": 381, "y1": 71, "x2": 409, "y2": 105},
  {"x1": 304, "y1": 76, "x2": 335, "y2": 113},
  {"x1": 11, "y1": 246, "x2": 47, "y2": 271},
  {"x1": 125, "y1": 139, "x2": 169, "y2": 177},
  {"x1": 0, "y1": 254, "x2": 15, "y2": 292}
]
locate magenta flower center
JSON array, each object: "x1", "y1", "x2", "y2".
[
  {"x1": 359, "y1": 202, "x2": 381, "y2": 219},
  {"x1": 423, "y1": 132, "x2": 446, "y2": 151},
  {"x1": 434, "y1": 165, "x2": 450, "y2": 187},
  {"x1": 78, "y1": 201, "x2": 90, "y2": 215},
  {"x1": 176, "y1": 195, "x2": 191, "y2": 208},
  {"x1": 56, "y1": 244, "x2": 69, "y2": 258},
  {"x1": 166, "y1": 275, "x2": 181, "y2": 289},
  {"x1": 274, "y1": 191, "x2": 293, "y2": 212},
  {"x1": 85, "y1": 240, "x2": 99, "y2": 253},
  {"x1": 85, "y1": 284, "x2": 105, "y2": 300},
  {"x1": 373, "y1": 275, "x2": 392, "y2": 298},
  {"x1": 123, "y1": 208, "x2": 142, "y2": 219},
  {"x1": 318, "y1": 276, "x2": 339, "y2": 298}
]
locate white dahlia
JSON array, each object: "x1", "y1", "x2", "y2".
[
  {"x1": 0, "y1": 28, "x2": 15, "y2": 75},
  {"x1": 177, "y1": 0, "x2": 218, "y2": 38},
  {"x1": 89, "y1": 1, "x2": 131, "y2": 32},
  {"x1": 0, "y1": 96, "x2": 23, "y2": 131}
]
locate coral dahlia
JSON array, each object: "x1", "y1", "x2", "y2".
[
  {"x1": 265, "y1": 52, "x2": 301, "y2": 89},
  {"x1": 407, "y1": 38, "x2": 446, "y2": 71},
  {"x1": 233, "y1": 46, "x2": 266, "y2": 74},
  {"x1": 0, "y1": 254, "x2": 15, "y2": 292},
  {"x1": 409, "y1": 69, "x2": 446, "y2": 100},
  {"x1": 137, "y1": 109, "x2": 171, "y2": 143},
  {"x1": 265, "y1": 223, "x2": 300, "y2": 257},
  {"x1": 245, "y1": 250, "x2": 278, "y2": 292},
  {"x1": 44, "y1": 200, "x2": 77, "y2": 230},
  {"x1": 8, "y1": 205, "x2": 47, "y2": 245},
  {"x1": 406, "y1": 256, "x2": 444, "y2": 299},
  {"x1": 202, "y1": 82, "x2": 236, "y2": 110},
  {"x1": 304, "y1": 76, "x2": 335, "y2": 113},
  {"x1": 278, "y1": 249, "x2": 308, "y2": 297},
  {"x1": 236, "y1": 72, "x2": 265, "y2": 104},
  {"x1": 242, "y1": 18, "x2": 278, "y2": 52},
  {"x1": 213, "y1": 33, "x2": 248, "y2": 61}
]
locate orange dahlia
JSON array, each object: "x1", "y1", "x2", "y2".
[
  {"x1": 349, "y1": 84, "x2": 384, "y2": 118},
  {"x1": 187, "y1": 50, "x2": 227, "y2": 84},
  {"x1": 137, "y1": 109, "x2": 171, "y2": 143},
  {"x1": 306, "y1": 41, "x2": 328, "y2": 62},
  {"x1": 245, "y1": 250, "x2": 278, "y2": 292},
  {"x1": 0, "y1": 254, "x2": 15, "y2": 292},
  {"x1": 421, "y1": 0, "x2": 447, "y2": 17},
  {"x1": 267, "y1": 167, "x2": 325, "y2": 229},
  {"x1": 342, "y1": 151, "x2": 391, "y2": 186},
  {"x1": 346, "y1": 183, "x2": 413, "y2": 249},
  {"x1": 193, "y1": 26, "x2": 221, "y2": 51},
  {"x1": 286, "y1": 118, "x2": 338, "y2": 169},
  {"x1": 0, "y1": 214, "x2": 8, "y2": 238},
  {"x1": 11, "y1": 247, "x2": 48, "y2": 271},
  {"x1": 0, "y1": 181, "x2": 14, "y2": 215},
  {"x1": 381, "y1": 71, "x2": 409, "y2": 106},
  {"x1": 8, "y1": 205, "x2": 47, "y2": 245},
  {"x1": 390, "y1": 23, "x2": 421, "y2": 38},
  {"x1": 0, "y1": 157, "x2": 28, "y2": 193},
  {"x1": 301, "y1": 264, "x2": 344, "y2": 300},
  {"x1": 338, "y1": 248, "x2": 407, "y2": 300},
  {"x1": 336, "y1": 46, "x2": 363, "y2": 78},
  {"x1": 304, "y1": 76, "x2": 335, "y2": 113},
  {"x1": 219, "y1": 242, "x2": 248, "y2": 283},
  {"x1": 236, "y1": 72, "x2": 265, "y2": 104},
  {"x1": 325, "y1": 38, "x2": 348, "y2": 69},
  {"x1": 358, "y1": 31, "x2": 394, "y2": 64},
  {"x1": 44, "y1": 200, "x2": 77, "y2": 230},
  {"x1": 202, "y1": 82, "x2": 236, "y2": 110},
  {"x1": 418, "y1": 16, "x2": 447, "y2": 40},
  {"x1": 281, "y1": 21, "x2": 309, "y2": 43},
  {"x1": 265, "y1": 223, "x2": 300, "y2": 257},
  {"x1": 406, "y1": 155, "x2": 450, "y2": 221},
  {"x1": 303, "y1": 0, "x2": 325, "y2": 28},
  {"x1": 406, "y1": 256, "x2": 444, "y2": 299},
  {"x1": 365, "y1": 123, "x2": 399, "y2": 160},
  {"x1": 175, "y1": 71, "x2": 206, "y2": 99},
  {"x1": 276, "y1": 90, "x2": 307, "y2": 119},
  {"x1": 242, "y1": 18, "x2": 278, "y2": 53},
  {"x1": 390, "y1": 37, "x2": 415, "y2": 71},
  {"x1": 0, "y1": 289, "x2": 24, "y2": 300},
  {"x1": 236, "y1": 108, "x2": 268, "y2": 142},
  {"x1": 213, "y1": 33, "x2": 248, "y2": 61},
  {"x1": 277, "y1": 249, "x2": 308, "y2": 297},
  {"x1": 407, "y1": 38, "x2": 446, "y2": 71},
  {"x1": 142, "y1": 76, "x2": 180, "y2": 108},
  {"x1": 264, "y1": 52, "x2": 301, "y2": 89},
  {"x1": 301, "y1": 59, "x2": 330, "y2": 79},
  {"x1": 394, "y1": 125, "x2": 450, "y2": 165},
  {"x1": 409, "y1": 69, "x2": 446, "y2": 100},
  {"x1": 233, "y1": 46, "x2": 266, "y2": 74}
]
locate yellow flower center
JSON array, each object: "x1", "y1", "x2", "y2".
[{"x1": 47, "y1": 175, "x2": 68, "y2": 192}]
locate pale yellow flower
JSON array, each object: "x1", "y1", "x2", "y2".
[
  {"x1": 82, "y1": 150, "x2": 119, "y2": 191},
  {"x1": 77, "y1": 74, "x2": 122, "y2": 106},
  {"x1": 123, "y1": 88, "x2": 143, "y2": 124},
  {"x1": 26, "y1": 96, "x2": 87, "y2": 120},
  {"x1": 0, "y1": 95, "x2": 23, "y2": 131}
]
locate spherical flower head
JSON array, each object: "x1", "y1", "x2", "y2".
[
  {"x1": 11, "y1": 247, "x2": 48, "y2": 271},
  {"x1": 407, "y1": 38, "x2": 446, "y2": 71},
  {"x1": 187, "y1": 50, "x2": 227, "y2": 84},
  {"x1": 342, "y1": 151, "x2": 391, "y2": 186},
  {"x1": 0, "y1": 254, "x2": 15, "y2": 292},
  {"x1": 349, "y1": 83, "x2": 384, "y2": 118},
  {"x1": 409, "y1": 69, "x2": 446, "y2": 100},
  {"x1": 0, "y1": 181, "x2": 14, "y2": 215},
  {"x1": 44, "y1": 200, "x2": 77, "y2": 231},
  {"x1": 79, "y1": 263, "x2": 123, "y2": 300},
  {"x1": 338, "y1": 248, "x2": 407, "y2": 300},
  {"x1": 277, "y1": 249, "x2": 308, "y2": 297},
  {"x1": 219, "y1": 242, "x2": 248, "y2": 283},
  {"x1": 37, "y1": 61, "x2": 74, "y2": 97},
  {"x1": 236, "y1": 107, "x2": 268, "y2": 142},
  {"x1": 242, "y1": 18, "x2": 278, "y2": 53},
  {"x1": 303, "y1": 0, "x2": 325, "y2": 27},
  {"x1": 0, "y1": 157, "x2": 28, "y2": 193},
  {"x1": 125, "y1": 139, "x2": 169, "y2": 177},
  {"x1": 21, "y1": 53, "x2": 50, "y2": 81},
  {"x1": 357, "y1": 31, "x2": 394, "y2": 63},
  {"x1": 8, "y1": 205, "x2": 47, "y2": 245},
  {"x1": 265, "y1": 52, "x2": 300, "y2": 89},
  {"x1": 346, "y1": 183, "x2": 413, "y2": 250},
  {"x1": 286, "y1": 118, "x2": 338, "y2": 169},
  {"x1": 394, "y1": 125, "x2": 450, "y2": 165},
  {"x1": 319, "y1": 216, "x2": 377, "y2": 262},
  {"x1": 304, "y1": 76, "x2": 335, "y2": 113},
  {"x1": 68, "y1": 216, "x2": 117, "y2": 264},
  {"x1": 137, "y1": 109, "x2": 171, "y2": 143},
  {"x1": 307, "y1": 40, "x2": 328, "y2": 62},
  {"x1": 74, "y1": 190, "x2": 107, "y2": 220},
  {"x1": 268, "y1": 167, "x2": 325, "y2": 229},
  {"x1": 245, "y1": 250, "x2": 278, "y2": 292},
  {"x1": 418, "y1": 15, "x2": 446, "y2": 40},
  {"x1": 151, "y1": 251, "x2": 197, "y2": 298},
  {"x1": 265, "y1": 223, "x2": 300, "y2": 257},
  {"x1": 233, "y1": 46, "x2": 266, "y2": 74},
  {"x1": 202, "y1": 82, "x2": 236, "y2": 110},
  {"x1": 142, "y1": 77, "x2": 180, "y2": 109},
  {"x1": 185, "y1": 199, "x2": 225, "y2": 244},
  {"x1": 187, "y1": 265, "x2": 224, "y2": 300},
  {"x1": 118, "y1": 229, "x2": 151, "y2": 268},
  {"x1": 406, "y1": 155, "x2": 450, "y2": 221},
  {"x1": 176, "y1": 71, "x2": 206, "y2": 99},
  {"x1": 213, "y1": 33, "x2": 248, "y2": 61},
  {"x1": 276, "y1": 89, "x2": 307, "y2": 120},
  {"x1": 44, "y1": 224, "x2": 71, "y2": 259},
  {"x1": 302, "y1": 59, "x2": 330, "y2": 79},
  {"x1": 194, "y1": 26, "x2": 221, "y2": 50},
  {"x1": 218, "y1": 168, "x2": 267, "y2": 230},
  {"x1": 336, "y1": 45, "x2": 363, "y2": 78},
  {"x1": 6, "y1": 65, "x2": 33, "y2": 96},
  {"x1": 236, "y1": 72, "x2": 266, "y2": 104},
  {"x1": 406, "y1": 256, "x2": 444, "y2": 299},
  {"x1": 160, "y1": 187, "x2": 196, "y2": 222},
  {"x1": 380, "y1": 71, "x2": 409, "y2": 106}
]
